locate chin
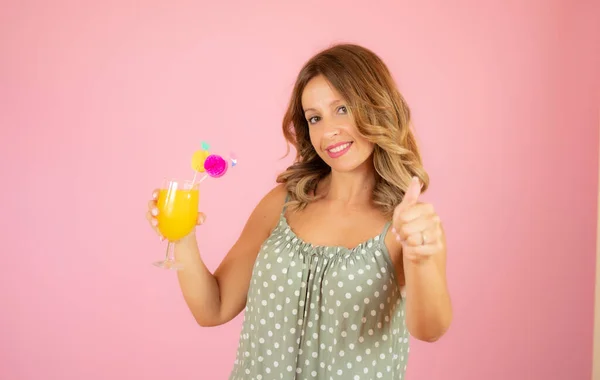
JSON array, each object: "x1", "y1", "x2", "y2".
[{"x1": 323, "y1": 156, "x2": 370, "y2": 173}]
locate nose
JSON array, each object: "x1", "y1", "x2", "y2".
[{"x1": 323, "y1": 120, "x2": 341, "y2": 138}]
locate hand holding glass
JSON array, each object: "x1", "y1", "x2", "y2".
[{"x1": 153, "y1": 179, "x2": 199, "y2": 270}]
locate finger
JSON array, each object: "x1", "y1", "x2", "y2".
[
  {"x1": 145, "y1": 208, "x2": 163, "y2": 240},
  {"x1": 401, "y1": 244, "x2": 421, "y2": 261},
  {"x1": 404, "y1": 226, "x2": 440, "y2": 247},
  {"x1": 146, "y1": 210, "x2": 159, "y2": 228},
  {"x1": 410, "y1": 243, "x2": 441, "y2": 256},
  {"x1": 398, "y1": 217, "x2": 436, "y2": 241},
  {"x1": 196, "y1": 212, "x2": 206, "y2": 225},
  {"x1": 147, "y1": 199, "x2": 159, "y2": 217},
  {"x1": 392, "y1": 177, "x2": 423, "y2": 226},
  {"x1": 396, "y1": 202, "x2": 435, "y2": 224},
  {"x1": 402, "y1": 245, "x2": 437, "y2": 262},
  {"x1": 148, "y1": 199, "x2": 159, "y2": 214},
  {"x1": 399, "y1": 177, "x2": 422, "y2": 209}
]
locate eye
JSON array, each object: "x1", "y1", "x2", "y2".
[
  {"x1": 337, "y1": 106, "x2": 348, "y2": 114},
  {"x1": 308, "y1": 116, "x2": 321, "y2": 124}
]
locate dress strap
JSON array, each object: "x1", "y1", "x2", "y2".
[
  {"x1": 281, "y1": 192, "x2": 290, "y2": 214},
  {"x1": 378, "y1": 220, "x2": 393, "y2": 243}
]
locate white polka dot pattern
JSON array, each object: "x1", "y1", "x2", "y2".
[{"x1": 229, "y1": 213, "x2": 409, "y2": 379}]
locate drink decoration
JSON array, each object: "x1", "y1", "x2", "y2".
[{"x1": 190, "y1": 141, "x2": 237, "y2": 185}]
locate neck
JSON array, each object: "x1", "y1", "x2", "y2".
[{"x1": 321, "y1": 163, "x2": 376, "y2": 206}]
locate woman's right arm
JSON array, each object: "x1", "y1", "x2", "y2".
[{"x1": 147, "y1": 184, "x2": 287, "y2": 327}]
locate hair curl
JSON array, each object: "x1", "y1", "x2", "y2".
[{"x1": 276, "y1": 43, "x2": 429, "y2": 217}]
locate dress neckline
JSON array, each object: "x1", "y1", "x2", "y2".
[{"x1": 278, "y1": 213, "x2": 391, "y2": 252}]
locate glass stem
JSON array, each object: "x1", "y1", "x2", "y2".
[{"x1": 164, "y1": 242, "x2": 172, "y2": 262}]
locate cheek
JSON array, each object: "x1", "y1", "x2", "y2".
[
  {"x1": 355, "y1": 139, "x2": 374, "y2": 156},
  {"x1": 308, "y1": 129, "x2": 321, "y2": 146}
]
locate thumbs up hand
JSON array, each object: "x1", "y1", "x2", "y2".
[{"x1": 391, "y1": 177, "x2": 445, "y2": 262}]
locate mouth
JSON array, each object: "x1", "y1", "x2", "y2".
[{"x1": 325, "y1": 141, "x2": 353, "y2": 158}]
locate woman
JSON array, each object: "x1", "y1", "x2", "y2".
[{"x1": 147, "y1": 43, "x2": 452, "y2": 379}]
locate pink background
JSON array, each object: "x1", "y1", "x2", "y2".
[{"x1": 1, "y1": 1, "x2": 599, "y2": 379}]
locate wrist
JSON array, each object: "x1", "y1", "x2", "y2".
[
  {"x1": 174, "y1": 231, "x2": 197, "y2": 247},
  {"x1": 403, "y1": 254, "x2": 433, "y2": 267}
]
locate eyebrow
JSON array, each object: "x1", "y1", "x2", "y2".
[{"x1": 303, "y1": 100, "x2": 343, "y2": 114}]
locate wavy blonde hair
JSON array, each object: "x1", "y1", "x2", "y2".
[{"x1": 276, "y1": 43, "x2": 429, "y2": 217}]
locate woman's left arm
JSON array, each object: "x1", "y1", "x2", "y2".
[{"x1": 391, "y1": 177, "x2": 453, "y2": 342}]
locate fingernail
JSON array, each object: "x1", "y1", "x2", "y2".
[
  {"x1": 159, "y1": 236, "x2": 164, "y2": 241},
  {"x1": 151, "y1": 219, "x2": 158, "y2": 226},
  {"x1": 392, "y1": 227, "x2": 397, "y2": 234},
  {"x1": 199, "y1": 216, "x2": 205, "y2": 224},
  {"x1": 151, "y1": 208, "x2": 158, "y2": 216},
  {"x1": 152, "y1": 191, "x2": 158, "y2": 199}
]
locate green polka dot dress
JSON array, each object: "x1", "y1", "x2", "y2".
[{"x1": 229, "y1": 198, "x2": 409, "y2": 379}]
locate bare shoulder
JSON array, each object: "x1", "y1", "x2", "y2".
[
  {"x1": 251, "y1": 183, "x2": 288, "y2": 232},
  {"x1": 227, "y1": 183, "x2": 288, "y2": 249}
]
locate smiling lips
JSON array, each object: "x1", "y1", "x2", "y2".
[{"x1": 325, "y1": 141, "x2": 353, "y2": 158}]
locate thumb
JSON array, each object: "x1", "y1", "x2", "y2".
[
  {"x1": 399, "y1": 177, "x2": 422, "y2": 209},
  {"x1": 197, "y1": 212, "x2": 206, "y2": 225}
]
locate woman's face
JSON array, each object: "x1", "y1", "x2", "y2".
[{"x1": 301, "y1": 75, "x2": 374, "y2": 173}]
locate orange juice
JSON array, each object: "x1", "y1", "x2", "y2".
[{"x1": 156, "y1": 188, "x2": 199, "y2": 241}]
